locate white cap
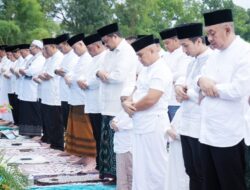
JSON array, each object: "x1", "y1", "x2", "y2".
[{"x1": 31, "y1": 40, "x2": 43, "y2": 49}]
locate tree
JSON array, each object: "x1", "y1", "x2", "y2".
[
  {"x1": 0, "y1": 20, "x2": 20, "y2": 44},
  {"x1": 0, "y1": 0, "x2": 59, "y2": 44},
  {"x1": 51, "y1": 0, "x2": 114, "y2": 35}
]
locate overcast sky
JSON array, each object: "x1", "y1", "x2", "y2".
[{"x1": 233, "y1": 0, "x2": 250, "y2": 9}]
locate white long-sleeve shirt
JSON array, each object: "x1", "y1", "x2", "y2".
[
  {"x1": 84, "y1": 50, "x2": 108, "y2": 114},
  {"x1": 58, "y1": 49, "x2": 79, "y2": 102},
  {"x1": 66, "y1": 51, "x2": 92, "y2": 106},
  {"x1": 178, "y1": 48, "x2": 213, "y2": 139},
  {"x1": 132, "y1": 58, "x2": 173, "y2": 134},
  {"x1": 163, "y1": 47, "x2": 192, "y2": 106},
  {"x1": 98, "y1": 39, "x2": 138, "y2": 116},
  {"x1": 198, "y1": 36, "x2": 250, "y2": 147},
  {"x1": 19, "y1": 52, "x2": 45, "y2": 102},
  {"x1": 40, "y1": 51, "x2": 63, "y2": 106}
]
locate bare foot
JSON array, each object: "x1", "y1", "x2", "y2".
[
  {"x1": 58, "y1": 151, "x2": 71, "y2": 157},
  {"x1": 71, "y1": 157, "x2": 87, "y2": 165}
]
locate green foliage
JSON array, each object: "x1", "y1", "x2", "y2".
[
  {"x1": 1, "y1": 0, "x2": 250, "y2": 42},
  {"x1": 0, "y1": 20, "x2": 20, "y2": 44},
  {"x1": 0, "y1": 154, "x2": 28, "y2": 190},
  {"x1": 0, "y1": 0, "x2": 59, "y2": 44}
]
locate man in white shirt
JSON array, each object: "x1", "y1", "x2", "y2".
[
  {"x1": 55, "y1": 33, "x2": 78, "y2": 131},
  {"x1": 123, "y1": 35, "x2": 173, "y2": 190},
  {"x1": 96, "y1": 23, "x2": 138, "y2": 181},
  {"x1": 4, "y1": 46, "x2": 17, "y2": 123},
  {"x1": 197, "y1": 9, "x2": 250, "y2": 190},
  {"x1": 174, "y1": 23, "x2": 213, "y2": 190},
  {"x1": 159, "y1": 28, "x2": 191, "y2": 121},
  {"x1": 81, "y1": 33, "x2": 108, "y2": 171},
  {"x1": 63, "y1": 33, "x2": 96, "y2": 165},
  {"x1": 39, "y1": 38, "x2": 64, "y2": 151},
  {"x1": 18, "y1": 40, "x2": 45, "y2": 137}
]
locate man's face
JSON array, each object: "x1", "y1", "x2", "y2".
[
  {"x1": 137, "y1": 47, "x2": 152, "y2": 66},
  {"x1": 0, "y1": 50, "x2": 4, "y2": 57},
  {"x1": 72, "y1": 41, "x2": 86, "y2": 56},
  {"x1": 180, "y1": 38, "x2": 198, "y2": 57},
  {"x1": 163, "y1": 38, "x2": 177, "y2": 53},
  {"x1": 20, "y1": 49, "x2": 30, "y2": 58},
  {"x1": 87, "y1": 43, "x2": 98, "y2": 57},
  {"x1": 7, "y1": 52, "x2": 15, "y2": 61},
  {"x1": 205, "y1": 24, "x2": 227, "y2": 50},
  {"x1": 58, "y1": 42, "x2": 69, "y2": 54},
  {"x1": 102, "y1": 35, "x2": 116, "y2": 50},
  {"x1": 44, "y1": 45, "x2": 54, "y2": 57},
  {"x1": 13, "y1": 51, "x2": 21, "y2": 59},
  {"x1": 30, "y1": 45, "x2": 38, "y2": 55}
]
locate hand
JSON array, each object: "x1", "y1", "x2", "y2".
[
  {"x1": 33, "y1": 77, "x2": 41, "y2": 84},
  {"x1": 64, "y1": 76, "x2": 72, "y2": 87},
  {"x1": 198, "y1": 77, "x2": 219, "y2": 97},
  {"x1": 3, "y1": 74, "x2": 10, "y2": 79},
  {"x1": 167, "y1": 128, "x2": 177, "y2": 140},
  {"x1": 175, "y1": 85, "x2": 189, "y2": 102},
  {"x1": 10, "y1": 68, "x2": 15, "y2": 74},
  {"x1": 122, "y1": 100, "x2": 136, "y2": 117},
  {"x1": 97, "y1": 70, "x2": 109, "y2": 83},
  {"x1": 19, "y1": 69, "x2": 26, "y2": 76},
  {"x1": 43, "y1": 73, "x2": 52, "y2": 80},
  {"x1": 77, "y1": 80, "x2": 88, "y2": 90},
  {"x1": 38, "y1": 74, "x2": 46, "y2": 81},
  {"x1": 55, "y1": 69, "x2": 66, "y2": 77},
  {"x1": 110, "y1": 120, "x2": 119, "y2": 132}
]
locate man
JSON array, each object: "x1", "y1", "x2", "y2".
[
  {"x1": 18, "y1": 40, "x2": 45, "y2": 137},
  {"x1": 55, "y1": 33, "x2": 78, "y2": 130},
  {"x1": 159, "y1": 28, "x2": 191, "y2": 121},
  {"x1": 174, "y1": 23, "x2": 213, "y2": 190},
  {"x1": 82, "y1": 33, "x2": 108, "y2": 171},
  {"x1": 39, "y1": 38, "x2": 64, "y2": 151},
  {"x1": 96, "y1": 23, "x2": 138, "y2": 181},
  {"x1": 4, "y1": 46, "x2": 17, "y2": 123},
  {"x1": 123, "y1": 35, "x2": 172, "y2": 190},
  {"x1": 0, "y1": 45, "x2": 12, "y2": 123},
  {"x1": 197, "y1": 9, "x2": 250, "y2": 190},
  {"x1": 63, "y1": 33, "x2": 96, "y2": 165},
  {"x1": 154, "y1": 38, "x2": 168, "y2": 58}
]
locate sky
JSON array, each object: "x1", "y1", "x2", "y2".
[{"x1": 233, "y1": 0, "x2": 250, "y2": 9}]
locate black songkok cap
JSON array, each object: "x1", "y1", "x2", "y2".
[
  {"x1": 97, "y1": 23, "x2": 119, "y2": 37},
  {"x1": 56, "y1": 33, "x2": 70, "y2": 45},
  {"x1": 67, "y1": 33, "x2": 85, "y2": 46},
  {"x1": 203, "y1": 9, "x2": 233, "y2": 26},
  {"x1": 17, "y1": 44, "x2": 30, "y2": 50},
  {"x1": 159, "y1": 28, "x2": 177, "y2": 40},
  {"x1": 131, "y1": 35, "x2": 155, "y2": 52},
  {"x1": 0, "y1": 45, "x2": 7, "y2": 50},
  {"x1": 137, "y1": 35, "x2": 147, "y2": 39},
  {"x1": 83, "y1": 33, "x2": 102, "y2": 46},
  {"x1": 5, "y1": 46, "x2": 15, "y2": 52},
  {"x1": 154, "y1": 38, "x2": 160, "y2": 44},
  {"x1": 176, "y1": 23, "x2": 203, "y2": 39},
  {"x1": 42, "y1": 38, "x2": 57, "y2": 45}
]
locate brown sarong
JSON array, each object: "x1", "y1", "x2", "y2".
[{"x1": 65, "y1": 105, "x2": 96, "y2": 157}]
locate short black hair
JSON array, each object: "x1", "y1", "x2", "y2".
[{"x1": 189, "y1": 36, "x2": 205, "y2": 44}]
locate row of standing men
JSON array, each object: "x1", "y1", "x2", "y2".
[{"x1": 1, "y1": 8, "x2": 250, "y2": 190}]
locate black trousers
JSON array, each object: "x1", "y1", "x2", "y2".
[
  {"x1": 8, "y1": 93, "x2": 19, "y2": 125},
  {"x1": 41, "y1": 103, "x2": 64, "y2": 151},
  {"x1": 89, "y1": 113, "x2": 102, "y2": 170},
  {"x1": 61, "y1": 101, "x2": 69, "y2": 130},
  {"x1": 200, "y1": 140, "x2": 246, "y2": 190},
  {"x1": 181, "y1": 135, "x2": 203, "y2": 190}
]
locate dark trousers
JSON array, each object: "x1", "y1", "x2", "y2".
[
  {"x1": 61, "y1": 101, "x2": 69, "y2": 130},
  {"x1": 181, "y1": 135, "x2": 203, "y2": 190},
  {"x1": 89, "y1": 113, "x2": 102, "y2": 170},
  {"x1": 200, "y1": 140, "x2": 246, "y2": 190},
  {"x1": 8, "y1": 93, "x2": 19, "y2": 125},
  {"x1": 168, "y1": 105, "x2": 179, "y2": 122},
  {"x1": 41, "y1": 103, "x2": 64, "y2": 151}
]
